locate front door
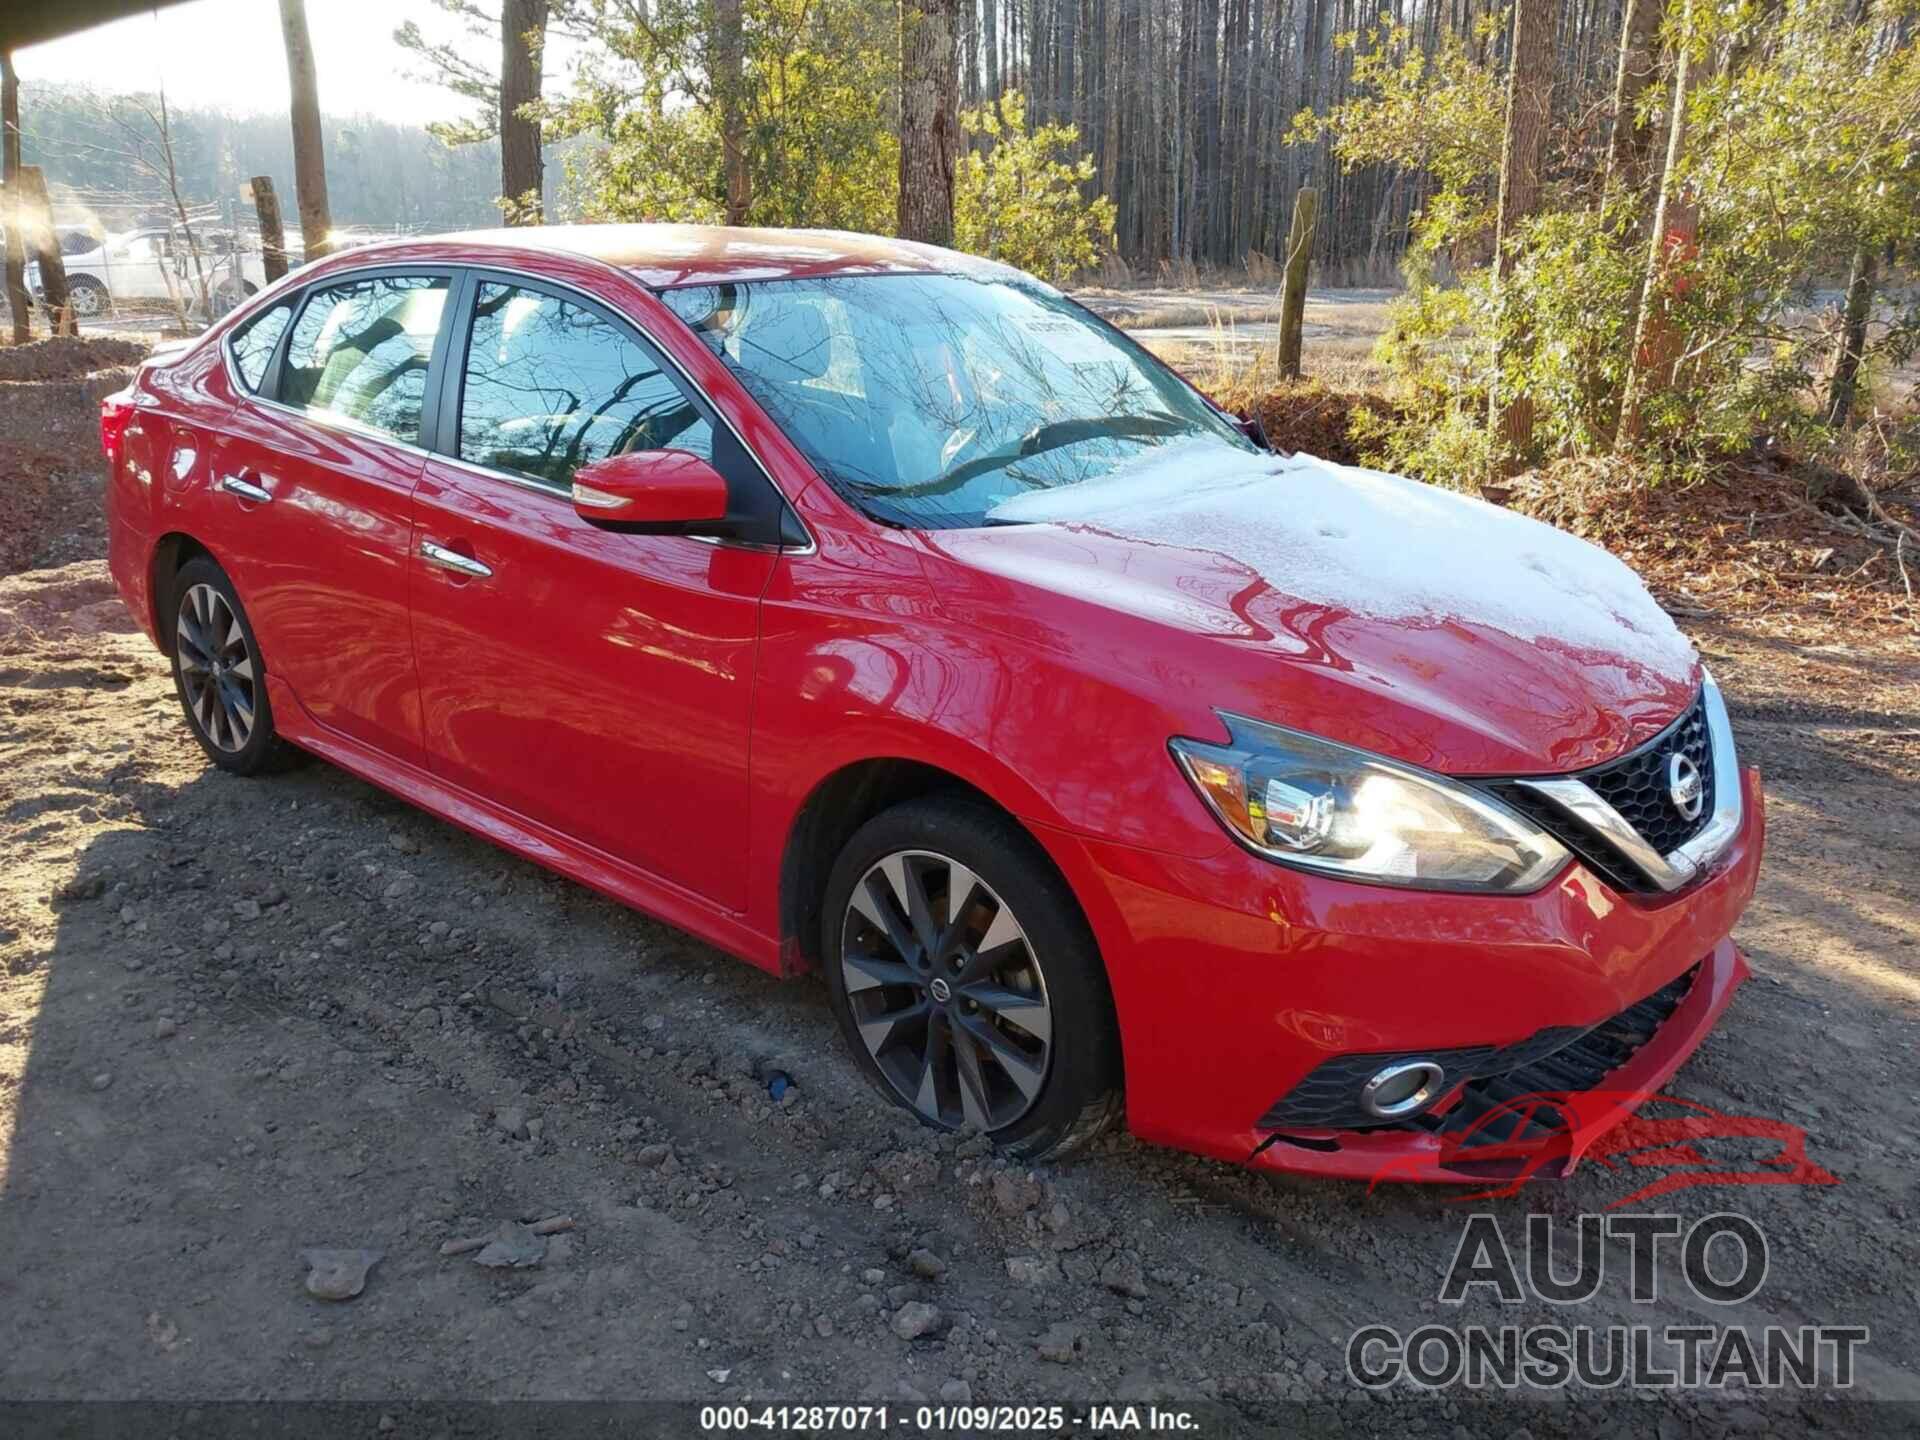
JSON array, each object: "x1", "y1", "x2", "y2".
[
  {"x1": 408, "y1": 275, "x2": 776, "y2": 910},
  {"x1": 208, "y1": 269, "x2": 454, "y2": 766}
]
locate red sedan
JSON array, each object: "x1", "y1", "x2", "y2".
[{"x1": 99, "y1": 226, "x2": 1762, "y2": 1178}]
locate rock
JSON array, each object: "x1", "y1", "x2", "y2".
[
  {"x1": 940, "y1": 1379, "x2": 973, "y2": 1405},
  {"x1": 388, "y1": 832, "x2": 420, "y2": 854},
  {"x1": 439, "y1": 1235, "x2": 488, "y2": 1257},
  {"x1": 155, "y1": 1017, "x2": 178, "y2": 1040},
  {"x1": 707, "y1": 1368, "x2": 732, "y2": 1385},
  {"x1": 494, "y1": 1106, "x2": 528, "y2": 1140},
  {"x1": 891, "y1": 1301, "x2": 945, "y2": 1341},
  {"x1": 1036, "y1": 1322, "x2": 1090, "y2": 1365},
  {"x1": 1302, "y1": 1359, "x2": 1329, "y2": 1386},
  {"x1": 471, "y1": 1222, "x2": 546, "y2": 1269},
  {"x1": 301, "y1": 1247, "x2": 382, "y2": 1301},
  {"x1": 636, "y1": 1142, "x2": 672, "y2": 1168},
  {"x1": 908, "y1": 1248, "x2": 948, "y2": 1280},
  {"x1": 894, "y1": 1382, "x2": 930, "y2": 1405},
  {"x1": 814, "y1": 1315, "x2": 834, "y2": 1338},
  {"x1": 863, "y1": 1267, "x2": 887, "y2": 1284},
  {"x1": 1005, "y1": 1255, "x2": 1057, "y2": 1286},
  {"x1": 529, "y1": 1215, "x2": 575, "y2": 1235},
  {"x1": 990, "y1": 1171, "x2": 1042, "y2": 1216},
  {"x1": 90, "y1": 1072, "x2": 113, "y2": 1091},
  {"x1": 526, "y1": 1117, "x2": 545, "y2": 1143},
  {"x1": 1100, "y1": 1252, "x2": 1148, "y2": 1298}
]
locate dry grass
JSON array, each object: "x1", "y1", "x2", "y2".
[{"x1": 1504, "y1": 451, "x2": 1920, "y2": 648}]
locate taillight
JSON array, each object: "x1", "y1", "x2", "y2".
[{"x1": 100, "y1": 391, "x2": 134, "y2": 464}]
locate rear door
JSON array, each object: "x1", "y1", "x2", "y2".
[
  {"x1": 208, "y1": 268, "x2": 455, "y2": 766},
  {"x1": 409, "y1": 272, "x2": 778, "y2": 909}
]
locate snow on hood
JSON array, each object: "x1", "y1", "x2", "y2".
[{"x1": 984, "y1": 438, "x2": 1697, "y2": 682}]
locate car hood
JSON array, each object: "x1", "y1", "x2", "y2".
[{"x1": 917, "y1": 444, "x2": 1700, "y2": 776}]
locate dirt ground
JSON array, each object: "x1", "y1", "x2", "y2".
[{"x1": 2, "y1": 342, "x2": 1918, "y2": 1435}]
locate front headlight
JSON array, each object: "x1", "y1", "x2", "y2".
[{"x1": 1169, "y1": 714, "x2": 1569, "y2": 893}]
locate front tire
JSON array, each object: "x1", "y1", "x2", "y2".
[
  {"x1": 821, "y1": 797, "x2": 1123, "y2": 1160},
  {"x1": 168, "y1": 557, "x2": 298, "y2": 775}
]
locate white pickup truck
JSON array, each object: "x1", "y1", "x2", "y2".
[{"x1": 29, "y1": 227, "x2": 268, "y2": 319}]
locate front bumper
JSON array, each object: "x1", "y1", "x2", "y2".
[{"x1": 1037, "y1": 767, "x2": 1765, "y2": 1181}]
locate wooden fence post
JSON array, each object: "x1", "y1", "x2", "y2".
[
  {"x1": 1274, "y1": 186, "x2": 1318, "y2": 380},
  {"x1": 17, "y1": 165, "x2": 72, "y2": 336},
  {"x1": 250, "y1": 176, "x2": 289, "y2": 283}
]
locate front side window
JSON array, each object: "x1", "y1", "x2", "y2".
[
  {"x1": 229, "y1": 301, "x2": 293, "y2": 393},
  {"x1": 659, "y1": 274, "x2": 1255, "y2": 529},
  {"x1": 280, "y1": 273, "x2": 449, "y2": 444},
  {"x1": 458, "y1": 280, "x2": 713, "y2": 491}
]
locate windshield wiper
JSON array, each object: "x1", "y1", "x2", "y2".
[{"x1": 862, "y1": 411, "x2": 1193, "y2": 501}]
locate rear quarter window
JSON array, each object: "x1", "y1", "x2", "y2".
[{"x1": 227, "y1": 302, "x2": 293, "y2": 393}]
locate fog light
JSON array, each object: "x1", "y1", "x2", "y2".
[{"x1": 1361, "y1": 1060, "x2": 1445, "y2": 1118}]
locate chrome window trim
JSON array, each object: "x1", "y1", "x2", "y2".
[
  {"x1": 217, "y1": 256, "x2": 817, "y2": 555},
  {"x1": 1515, "y1": 670, "x2": 1744, "y2": 895},
  {"x1": 249, "y1": 390, "x2": 445, "y2": 464}
]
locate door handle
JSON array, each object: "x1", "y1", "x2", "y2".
[
  {"x1": 420, "y1": 539, "x2": 493, "y2": 580},
  {"x1": 218, "y1": 472, "x2": 273, "y2": 503}
]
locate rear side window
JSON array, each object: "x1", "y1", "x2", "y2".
[
  {"x1": 228, "y1": 302, "x2": 292, "y2": 393},
  {"x1": 280, "y1": 273, "x2": 449, "y2": 444},
  {"x1": 457, "y1": 280, "x2": 712, "y2": 490}
]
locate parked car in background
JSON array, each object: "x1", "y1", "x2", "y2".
[
  {"x1": 31, "y1": 225, "x2": 267, "y2": 319},
  {"x1": 96, "y1": 225, "x2": 1764, "y2": 1180}
]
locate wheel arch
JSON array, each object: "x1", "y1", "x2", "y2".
[
  {"x1": 147, "y1": 532, "x2": 218, "y2": 655},
  {"x1": 777, "y1": 756, "x2": 1096, "y2": 985}
]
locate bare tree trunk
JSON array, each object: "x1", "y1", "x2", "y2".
[
  {"x1": 500, "y1": 0, "x2": 549, "y2": 223},
  {"x1": 713, "y1": 0, "x2": 750, "y2": 225},
  {"x1": 898, "y1": 0, "x2": 961, "y2": 246},
  {"x1": 2, "y1": 48, "x2": 28, "y2": 344},
  {"x1": 1825, "y1": 244, "x2": 1875, "y2": 428},
  {"x1": 1616, "y1": 0, "x2": 1695, "y2": 451},
  {"x1": 983, "y1": 0, "x2": 999, "y2": 96},
  {"x1": 278, "y1": 0, "x2": 333, "y2": 262},
  {"x1": 18, "y1": 166, "x2": 73, "y2": 336},
  {"x1": 1274, "y1": 185, "x2": 1317, "y2": 379},
  {"x1": 1605, "y1": 0, "x2": 1666, "y2": 193},
  {"x1": 251, "y1": 176, "x2": 290, "y2": 283},
  {"x1": 155, "y1": 84, "x2": 213, "y2": 317},
  {"x1": 1101, "y1": 0, "x2": 1121, "y2": 195},
  {"x1": 1490, "y1": 0, "x2": 1557, "y2": 470}
]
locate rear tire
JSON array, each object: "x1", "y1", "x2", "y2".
[
  {"x1": 167, "y1": 556, "x2": 300, "y2": 776},
  {"x1": 821, "y1": 796, "x2": 1123, "y2": 1160},
  {"x1": 67, "y1": 275, "x2": 109, "y2": 318}
]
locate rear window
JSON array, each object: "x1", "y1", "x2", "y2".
[{"x1": 279, "y1": 273, "x2": 449, "y2": 444}]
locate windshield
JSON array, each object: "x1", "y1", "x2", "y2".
[{"x1": 658, "y1": 274, "x2": 1256, "y2": 529}]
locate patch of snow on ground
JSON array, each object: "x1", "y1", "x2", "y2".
[{"x1": 986, "y1": 438, "x2": 1697, "y2": 679}]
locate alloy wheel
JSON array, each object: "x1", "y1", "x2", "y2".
[
  {"x1": 840, "y1": 849, "x2": 1053, "y2": 1131},
  {"x1": 70, "y1": 283, "x2": 105, "y2": 318},
  {"x1": 175, "y1": 583, "x2": 257, "y2": 753}
]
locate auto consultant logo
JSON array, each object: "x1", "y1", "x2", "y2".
[
  {"x1": 1367, "y1": 1090, "x2": 1842, "y2": 1207},
  {"x1": 1346, "y1": 1212, "x2": 1868, "y2": 1391}
]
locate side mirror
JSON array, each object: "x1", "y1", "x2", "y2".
[{"x1": 571, "y1": 449, "x2": 729, "y2": 531}]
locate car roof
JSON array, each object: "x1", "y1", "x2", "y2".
[{"x1": 333, "y1": 223, "x2": 1018, "y2": 290}]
